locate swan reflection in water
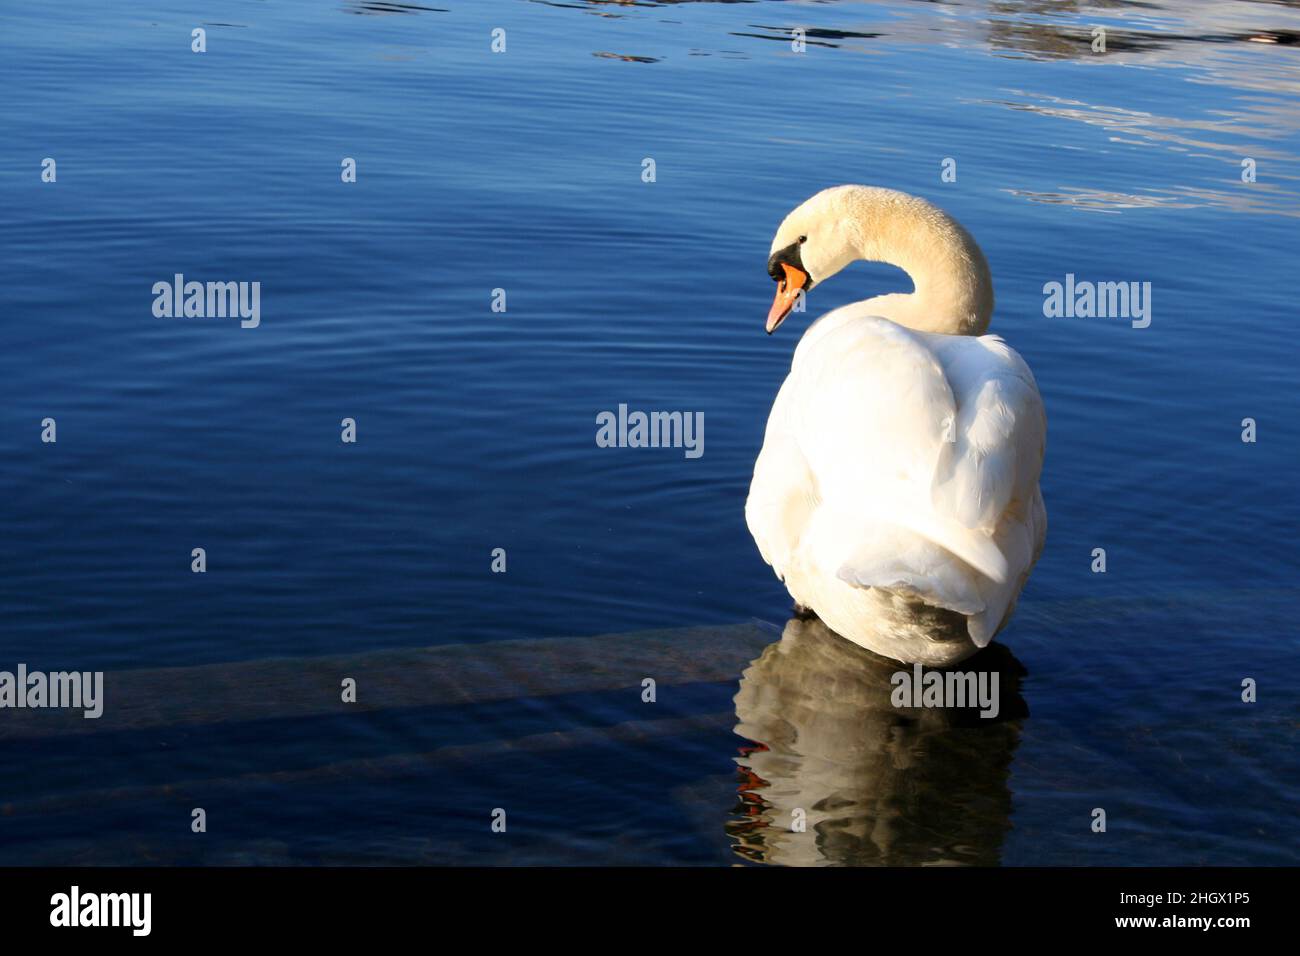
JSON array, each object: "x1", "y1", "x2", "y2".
[{"x1": 729, "y1": 615, "x2": 1028, "y2": 866}]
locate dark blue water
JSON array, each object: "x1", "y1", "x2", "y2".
[{"x1": 2, "y1": 0, "x2": 1297, "y2": 865}]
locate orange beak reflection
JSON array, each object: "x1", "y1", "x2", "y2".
[{"x1": 766, "y1": 262, "x2": 808, "y2": 334}]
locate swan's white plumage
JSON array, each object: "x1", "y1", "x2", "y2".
[{"x1": 747, "y1": 187, "x2": 1046, "y2": 665}]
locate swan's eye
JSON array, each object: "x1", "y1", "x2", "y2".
[{"x1": 798, "y1": 235, "x2": 807, "y2": 244}]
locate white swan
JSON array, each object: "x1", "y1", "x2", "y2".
[{"x1": 746, "y1": 186, "x2": 1046, "y2": 666}]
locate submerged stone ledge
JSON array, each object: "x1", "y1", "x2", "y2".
[{"x1": 0, "y1": 622, "x2": 779, "y2": 741}]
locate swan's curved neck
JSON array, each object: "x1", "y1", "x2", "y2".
[{"x1": 850, "y1": 197, "x2": 994, "y2": 336}]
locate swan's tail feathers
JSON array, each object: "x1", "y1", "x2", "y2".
[
  {"x1": 965, "y1": 611, "x2": 996, "y2": 649},
  {"x1": 894, "y1": 509, "x2": 1009, "y2": 584},
  {"x1": 964, "y1": 572, "x2": 1022, "y2": 649}
]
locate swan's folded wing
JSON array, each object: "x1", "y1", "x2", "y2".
[
  {"x1": 928, "y1": 335, "x2": 1047, "y2": 536},
  {"x1": 790, "y1": 317, "x2": 956, "y2": 502},
  {"x1": 745, "y1": 381, "x2": 818, "y2": 579},
  {"x1": 789, "y1": 318, "x2": 1009, "y2": 582}
]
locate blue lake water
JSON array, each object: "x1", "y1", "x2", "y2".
[{"x1": 1, "y1": 0, "x2": 1298, "y2": 865}]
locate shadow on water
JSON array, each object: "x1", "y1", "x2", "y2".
[{"x1": 728, "y1": 616, "x2": 1028, "y2": 866}]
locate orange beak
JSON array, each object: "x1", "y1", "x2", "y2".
[{"x1": 766, "y1": 262, "x2": 808, "y2": 334}]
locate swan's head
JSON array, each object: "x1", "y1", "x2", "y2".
[{"x1": 765, "y1": 186, "x2": 867, "y2": 334}]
